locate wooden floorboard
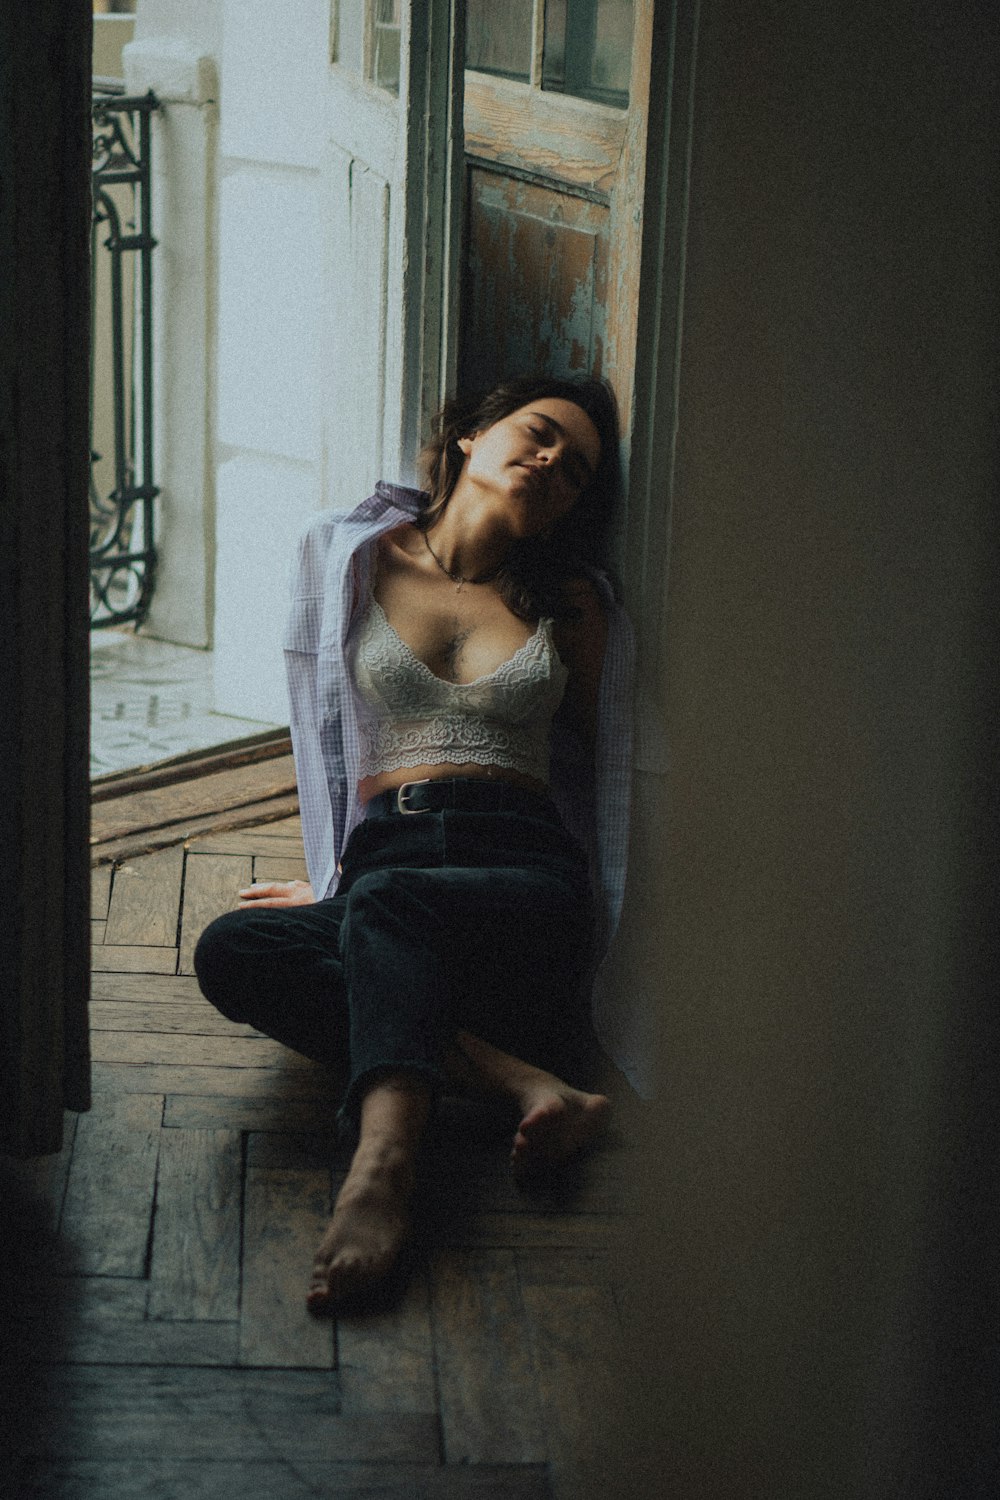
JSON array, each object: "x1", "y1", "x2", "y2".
[
  {"x1": 88, "y1": 999, "x2": 263, "y2": 1036},
  {"x1": 1, "y1": 787, "x2": 636, "y2": 1496},
  {"x1": 58, "y1": 1092, "x2": 162, "y2": 1277},
  {"x1": 105, "y1": 844, "x2": 184, "y2": 948},
  {"x1": 239, "y1": 1166, "x2": 336, "y2": 1369},
  {"x1": 91, "y1": 1060, "x2": 335, "y2": 1101},
  {"x1": 91, "y1": 864, "x2": 112, "y2": 919},
  {"x1": 162, "y1": 1093, "x2": 341, "y2": 1132},
  {"x1": 252, "y1": 853, "x2": 310, "y2": 882},
  {"x1": 433, "y1": 1248, "x2": 547, "y2": 1466},
  {"x1": 91, "y1": 944, "x2": 179, "y2": 974},
  {"x1": 90, "y1": 972, "x2": 205, "y2": 1003},
  {"x1": 90, "y1": 1030, "x2": 311, "y2": 1070},
  {"x1": 337, "y1": 1261, "x2": 438, "y2": 1415},
  {"x1": 15, "y1": 1367, "x2": 441, "y2": 1464},
  {"x1": 146, "y1": 1128, "x2": 243, "y2": 1322},
  {"x1": 89, "y1": 754, "x2": 298, "y2": 849},
  {"x1": 12, "y1": 1311, "x2": 241, "y2": 1369},
  {"x1": 15, "y1": 1461, "x2": 555, "y2": 1500},
  {"x1": 520, "y1": 1280, "x2": 631, "y2": 1499},
  {"x1": 178, "y1": 852, "x2": 253, "y2": 974}
]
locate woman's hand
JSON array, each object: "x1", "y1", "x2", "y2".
[{"x1": 237, "y1": 879, "x2": 316, "y2": 909}]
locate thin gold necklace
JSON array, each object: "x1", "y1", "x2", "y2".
[{"x1": 422, "y1": 529, "x2": 503, "y2": 593}]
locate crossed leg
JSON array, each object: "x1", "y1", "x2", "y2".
[
  {"x1": 447, "y1": 1030, "x2": 611, "y2": 1172},
  {"x1": 306, "y1": 1033, "x2": 612, "y2": 1312},
  {"x1": 195, "y1": 875, "x2": 610, "y2": 1311}
]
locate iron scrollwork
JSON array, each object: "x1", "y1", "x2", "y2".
[{"x1": 90, "y1": 86, "x2": 160, "y2": 627}]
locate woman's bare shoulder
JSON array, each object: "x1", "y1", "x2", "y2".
[{"x1": 377, "y1": 522, "x2": 423, "y2": 566}]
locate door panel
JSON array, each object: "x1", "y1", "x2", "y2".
[
  {"x1": 461, "y1": 170, "x2": 608, "y2": 392},
  {"x1": 458, "y1": 1, "x2": 648, "y2": 415},
  {"x1": 464, "y1": 75, "x2": 625, "y2": 195}
]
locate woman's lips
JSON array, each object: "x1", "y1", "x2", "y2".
[{"x1": 515, "y1": 463, "x2": 547, "y2": 490}]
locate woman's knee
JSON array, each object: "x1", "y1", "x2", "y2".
[
  {"x1": 343, "y1": 868, "x2": 436, "y2": 931},
  {"x1": 192, "y1": 909, "x2": 262, "y2": 1019}
]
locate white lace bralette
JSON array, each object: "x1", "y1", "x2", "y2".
[{"x1": 349, "y1": 598, "x2": 569, "y2": 782}]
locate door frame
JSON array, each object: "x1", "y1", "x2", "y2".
[
  {"x1": 454, "y1": 0, "x2": 701, "y2": 689},
  {"x1": 620, "y1": 0, "x2": 701, "y2": 704}
]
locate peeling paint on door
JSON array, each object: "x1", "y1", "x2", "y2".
[
  {"x1": 457, "y1": 3, "x2": 648, "y2": 416},
  {"x1": 460, "y1": 169, "x2": 608, "y2": 391}
]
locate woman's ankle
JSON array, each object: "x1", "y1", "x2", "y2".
[
  {"x1": 348, "y1": 1133, "x2": 417, "y2": 1177},
  {"x1": 351, "y1": 1075, "x2": 431, "y2": 1162}
]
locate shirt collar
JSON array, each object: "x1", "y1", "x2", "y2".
[{"x1": 372, "y1": 481, "x2": 426, "y2": 517}]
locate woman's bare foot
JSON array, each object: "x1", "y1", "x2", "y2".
[
  {"x1": 510, "y1": 1080, "x2": 612, "y2": 1173},
  {"x1": 307, "y1": 1077, "x2": 429, "y2": 1313},
  {"x1": 307, "y1": 1143, "x2": 414, "y2": 1312},
  {"x1": 446, "y1": 1031, "x2": 613, "y2": 1173}
]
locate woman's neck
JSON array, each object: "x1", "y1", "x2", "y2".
[{"x1": 422, "y1": 494, "x2": 513, "y2": 582}]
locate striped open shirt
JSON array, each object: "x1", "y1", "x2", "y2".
[{"x1": 284, "y1": 483, "x2": 643, "y2": 1089}]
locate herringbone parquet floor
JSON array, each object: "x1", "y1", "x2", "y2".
[{"x1": 1, "y1": 811, "x2": 637, "y2": 1499}]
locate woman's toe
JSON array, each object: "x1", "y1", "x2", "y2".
[{"x1": 307, "y1": 1270, "x2": 331, "y2": 1309}]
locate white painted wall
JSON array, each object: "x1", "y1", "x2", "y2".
[
  {"x1": 133, "y1": 0, "x2": 222, "y2": 53},
  {"x1": 210, "y1": 0, "x2": 330, "y2": 722},
  {"x1": 130, "y1": 0, "x2": 331, "y2": 720},
  {"x1": 130, "y1": 0, "x2": 444, "y2": 725}
]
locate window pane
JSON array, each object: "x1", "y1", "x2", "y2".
[
  {"x1": 543, "y1": 0, "x2": 633, "y2": 108},
  {"x1": 466, "y1": 0, "x2": 533, "y2": 83},
  {"x1": 371, "y1": 0, "x2": 400, "y2": 95}
]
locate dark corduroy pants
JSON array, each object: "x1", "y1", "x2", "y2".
[{"x1": 193, "y1": 786, "x2": 595, "y2": 1124}]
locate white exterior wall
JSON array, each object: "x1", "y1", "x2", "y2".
[
  {"x1": 212, "y1": 0, "x2": 330, "y2": 723},
  {"x1": 134, "y1": 0, "x2": 421, "y2": 723},
  {"x1": 131, "y1": 0, "x2": 444, "y2": 724},
  {"x1": 211, "y1": 0, "x2": 426, "y2": 722},
  {"x1": 133, "y1": 0, "x2": 223, "y2": 53}
]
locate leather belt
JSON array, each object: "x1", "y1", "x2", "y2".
[{"x1": 363, "y1": 777, "x2": 555, "y2": 821}]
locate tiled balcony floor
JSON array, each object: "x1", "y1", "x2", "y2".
[{"x1": 90, "y1": 629, "x2": 281, "y2": 778}]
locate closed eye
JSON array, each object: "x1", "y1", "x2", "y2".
[{"x1": 525, "y1": 415, "x2": 594, "y2": 490}]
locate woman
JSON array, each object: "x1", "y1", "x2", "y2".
[{"x1": 194, "y1": 375, "x2": 633, "y2": 1311}]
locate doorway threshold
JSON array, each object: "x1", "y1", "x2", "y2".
[{"x1": 90, "y1": 728, "x2": 297, "y2": 867}]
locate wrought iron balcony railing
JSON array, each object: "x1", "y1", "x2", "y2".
[{"x1": 90, "y1": 82, "x2": 160, "y2": 627}]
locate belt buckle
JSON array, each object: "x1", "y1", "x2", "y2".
[{"x1": 396, "y1": 778, "x2": 432, "y2": 815}]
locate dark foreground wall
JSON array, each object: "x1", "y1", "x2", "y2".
[
  {"x1": 621, "y1": 2, "x2": 999, "y2": 1495},
  {"x1": 0, "y1": 4, "x2": 93, "y2": 1152}
]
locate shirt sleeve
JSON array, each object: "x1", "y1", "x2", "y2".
[{"x1": 283, "y1": 516, "x2": 339, "y2": 899}]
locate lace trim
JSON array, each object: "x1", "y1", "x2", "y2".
[
  {"x1": 351, "y1": 596, "x2": 568, "y2": 782},
  {"x1": 356, "y1": 602, "x2": 565, "y2": 713},
  {"x1": 358, "y1": 717, "x2": 550, "y2": 780},
  {"x1": 370, "y1": 598, "x2": 551, "y2": 691}
]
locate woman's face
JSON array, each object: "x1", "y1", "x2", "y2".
[{"x1": 456, "y1": 396, "x2": 602, "y2": 536}]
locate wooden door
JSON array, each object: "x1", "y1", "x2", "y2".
[{"x1": 458, "y1": 0, "x2": 652, "y2": 421}]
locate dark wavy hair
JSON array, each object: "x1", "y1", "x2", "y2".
[{"x1": 417, "y1": 375, "x2": 621, "y2": 621}]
